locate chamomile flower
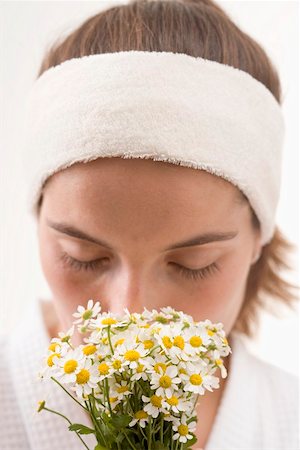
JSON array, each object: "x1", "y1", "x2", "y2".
[
  {"x1": 123, "y1": 308, "x2": 151, "y2": 326},
  {"x1": 161, "y1": 390, "x2": 193, "y2": 414},
  {"x1": 181, "y1": 362, "x2": 220, "y2": 395},
  {"x1": 154, "y1": 323, "x2": 190, "y2": 362},
  {"x1": 142, "y1": 394, "x2": 163, "y2": 418},
  {"x1": 73, "y1": 300, "x2": 101, "y2": 325},
  {"x1": 110, "y1": 380, "x2": 132, "y2": 401},
  {"x1": 90, "y1": 312, "x2": 128, "y2": 335},
  {"x1": 110, "y1": 355, "x2": 127, "y2": 374},
  {"x1": 150, "y1": 365, "x2": 181, "y2": 398},
  {"x1": 146, "y1": 354, "x2": 169, "y2": 375},
  {"x1": 129, "y1": 410, "x2": 150, "y2": 428},
  {"x1": 108, "y1": 395, "x2": 122, "y2": 411},
  {"x1": 56, "y1": 325, "x2": 75, "y2": 344},
  {"x1": 172, "y1": 415, "x2": 197, "y2": 444},
  {"x1": 39, "y1": 341, "x2": 70, "y2": 379},
  {"x1": 183, "y1": 326, "x2": 211, "y2": 356},
  {"x1": 54, "y1": 347, "x2": 86, "y2": 384},
  {"x1": 211, "y1": 349, "x2": 228, "y2": 378},
  {"x1": 111, "y1": 329, "x2": 138, "y2": 350},
  {"x1": 97, "y1": 359, "x2": 115, "y2": 381},
  {"x1": 70, "y1": 358, "x2": 99, "y2": 399},
  {"x1": 117, "y1": 342, "x2": 149, "y2": 370},
  {"x1": 130, "y1": 361, "x2": 149, "y2": 381}
]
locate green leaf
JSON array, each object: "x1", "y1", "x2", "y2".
[
  {"x1": 94, "y1": 445, "x2": 108, "y2": 450},
  {"x1": 68, "y1": 423, "x2": 95, "y2": 435},
  {"x1": 110, "y1": 414, "x2": 132, "y2": 428},
  {"x1": 153, "y1": 442, "x2": 169, "y2": 450},
  {"x1": 182, "y1": 434, "x2": 197, "y2": 449},
  {"x1": 115, "y1": 433, "x2": 125, "y2": 444}
]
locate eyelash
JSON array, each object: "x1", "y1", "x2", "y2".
[
  {"x1": 60, "y1": 252, "x2": 220, "y2": 281},
  {"x1": 60, "y1": 252, "x2": 107, "y2": 272},
  {"x1": 171, "y1": 262, "x2": 220, "y2": 281}
]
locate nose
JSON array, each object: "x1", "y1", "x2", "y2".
[{"x1": 102, "y1": 265, "x2": 148, "y2": 317}]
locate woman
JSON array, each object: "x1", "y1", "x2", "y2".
[{"x1": 0, "y1": 1, "x2": 298, "y2": 449}]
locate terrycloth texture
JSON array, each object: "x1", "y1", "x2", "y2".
[
  {"x1": 0, "y1": 296, "x2": 298, "y2": 450},
  {"x1": 22, "y1": 51, "x2": 285, "y2": 246}
]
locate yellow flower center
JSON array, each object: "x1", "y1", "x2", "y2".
[
  {"x1": 47, "y1": 353, "x2": 60, "y2": 367},
  {"x1": 173, "y1": 336, "x2": 185, "y2": 350},
  {"x1": 83, "y1": 344, "x2": 97, "y2": 355},
  {"x1": 83, "y1": 309, "x2": 93, "y2": 320},
  {"x1": 48, "y1": 342, "x2": 60, "y2": 352},
  {"x1": 150, "y1": 395, "x2": 162, "y2": 407},
  {"x1": 166, "y1": 396, "x2": 178, "y2": 406},
  {"x1": 162, "y1": 336, "x2": 173, "y2": 349},
  {"x1": 64, "y1": 359, "x2": 78, "y2": 374},
  {"x1": 154, "y1": 362, "x2": 167, "y2": 373},
  {"x1": 124, "y1": 350, "x2": 140, "y2": 361},
  {"x1": 76, "y1": 369, "x2": 90, "y2": 384},
  {"x1": 117, "y1": 385, "x2": 128, "y2": 393},
  {"x1": 159, "y1": 375, "x2": 172, "y2": 388},
  {"x1": 207, "y1": 329, "x2": 215, "y2": 336},
  {"x1": 112, "y1": 359, "x2": 122, "y2": 370},
  {"x1": 135, "y1": 410, "x2": 148, "y2": 420},
  {"x1": 139, "y1": 323, "x2": 150, "y2": 328},
  {"x1": 109, "y1": 396, "x2": 118, "y2": 403},
  {"x1": 101, "y1": 317, "x2": 117, "y2": 325},
  {"x1": 151, "y1": 326, "x2": 161, "y2": 335},
  {"x1": 114, "y1": 338, "x2": 125, "y2": 347},
  {"x1": 178, "y1": 424, "x2": 189, "y2": 436},
  {"x1": 101, "y1": 337, "x2": 108, "y2": 345},
  {"x1": 137, "y1": 363, "x2": 144, "y2": 373},
  {"x1": 98, "y1": 362, "x2": 110, "y2": 375},
  {"x1": 190, "y1": 374, "x2": 202, "y2": 385},
  {"x1": 143, "y1": 339, "x2": 154, "y2": 349},
  {"x1": 216, "y1": 359, "x2": 222, "y2": 366},
  {"x1": 178, "y1": 368, "x2": 187, "y2": 375},
  {"x1": 222, "y1": 337, "x2": 228, "y2": 345},
  {"x1": 189, "y1": 336, "x2": 202, "y2": 347}
]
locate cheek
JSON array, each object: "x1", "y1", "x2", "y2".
[
  {"x1": 39, "y1": 238, "x2": 97, "y2": 326},
  {"x1": 179, "y1": 253, "x2": 251, "y2": 334}
]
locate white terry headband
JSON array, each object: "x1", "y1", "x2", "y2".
[{"x1": 22, "y1": 50, "x2": 285, "y2": 246}]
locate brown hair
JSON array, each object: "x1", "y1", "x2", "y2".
[{"x1": 36, "y1": 0, "x2": 299, "y2": 339}]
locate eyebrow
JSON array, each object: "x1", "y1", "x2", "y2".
[{"x1": 46, "y1": 219, "x2": 238, "y2": 251}]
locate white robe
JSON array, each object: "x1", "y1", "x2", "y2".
[{"x1": 0, "y1": 296, "x2": 299, "y2": 450}]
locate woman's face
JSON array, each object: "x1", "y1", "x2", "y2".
[{"x1": 38, "y1": 157, "x2": 261, "y2": 341}]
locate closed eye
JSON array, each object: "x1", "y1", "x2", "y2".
[
  {"x1": 169, "y1": 261, "x2": 220, "y2": 281},
  {"x1": 59, "y1": 251, "x2": 220, "y2": 282}
]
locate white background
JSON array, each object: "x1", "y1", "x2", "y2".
[{"x1": 0, "y1": 0, "x2": 299, "y2": 375}]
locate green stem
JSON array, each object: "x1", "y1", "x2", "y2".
[
  {"x1": 50, "y1": 376, "x2": 89, "y2": 412},
  {"x1": 107, "y1": 326, "x2": 114, "y2": 354},
  {"x1": 160, "y1": 415, "x2": 164, "y2": 443},
  {"x1": 104, "y1": 378, "x2": 113, "y2": 416},
  {"x1": 123, "y1": 431, "x2": 136, "y2": 450},
  {"x1": 192, "y1": 393, "x2": 199, "y2": 413},
  {"x1": 85, "y1": 399, "x2": 106, "y2": 445},
  {"x1": 43, "y1": 406, "x2": 91, "y2": 450},
  {"x1": 147, "y1": 417, "x2": 152, "y2": 450},
  {"x1": 139, "y1": 424, "x2": 147, "y2": 440}
]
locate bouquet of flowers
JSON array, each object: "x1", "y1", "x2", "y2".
[{"x1": 37, "y1": 300, "x2": 231, "y2": 450}]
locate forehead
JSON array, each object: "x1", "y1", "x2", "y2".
[
  {"x1": 45, "y1": 156, "x2": 237, "y2": 196},
  {"x1": 44, "y1": 158, "x2": 241, "y2": 246}
]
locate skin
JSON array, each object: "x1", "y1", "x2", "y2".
[{"x1": 37, "y1": 156, "x2": 262, "y2": 448}]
